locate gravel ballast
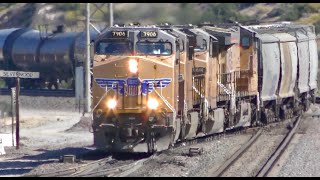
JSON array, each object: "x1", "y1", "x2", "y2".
[
  {"x1": 130, "y1": 133, "x2": 252, "y2": 177},
  {"x1": 275, "y1": 105, "x2": 320, "y2": 177},
  {"x1": 0, "y1": 95, "x2": 94, "y2": 177}
]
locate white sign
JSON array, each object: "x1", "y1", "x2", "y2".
[
  {"x1": 0, "y1": 134, "x2": 16, "y2": 147},
  {"x1": 0, "y1": 138, "x2": 5, "y2": 155},
  {"x1": 11, "y1": 88, "x2": 16, "y2": 105},
  {"x1": 0, "y1": 70, "x2": 39, "y2": 79}
]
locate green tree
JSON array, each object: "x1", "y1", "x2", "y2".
[{"x1": 200, "y1": 3, "x2": 249, "y2": 24}]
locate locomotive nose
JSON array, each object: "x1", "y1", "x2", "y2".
[{"x1": 128, "y1": 59, "x2": 138, "y2": 73}]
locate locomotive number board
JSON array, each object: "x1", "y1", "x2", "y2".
[
  {"x1": 141, "y1": 31, "x2": 158, "y2": 38},
  {"x1": 111, "y1": 31, "x2": 128, "y2": 38}
]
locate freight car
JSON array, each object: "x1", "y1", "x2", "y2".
[
  {"x1": 91, "y1": 22, "x2": 318, "y2": 153},
  {"x1": 0, "y1": 25, "x2": 98, "y2": 90}
]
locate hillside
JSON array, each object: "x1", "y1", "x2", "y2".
[{"x1": 0, "y1": 3, "x2": 320, "y2": 34}]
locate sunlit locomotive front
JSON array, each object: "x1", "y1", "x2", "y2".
[{"x1": 92, "y1": 27, "x2": 179, "y2": 153}]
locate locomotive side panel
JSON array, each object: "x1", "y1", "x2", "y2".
[
  {"x1": 238, "y1": 27, "x2": 258, "y2": 96},
  {"x1": 208, "y1": 40, "x2": 218, "y2": 109},
  {"x1": 203, "y1": 26, "x2": 240, "y2": 102}
]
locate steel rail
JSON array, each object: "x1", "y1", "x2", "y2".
[
  {"x1": 25, "y1": 156, "x2": 112, "y2": 177},
  {"x1": 255, "y1": 116, "x2": 301, "y2": 177},
  {"x1": 209, "y1": 128, "x2": 262, "y2": 177}
]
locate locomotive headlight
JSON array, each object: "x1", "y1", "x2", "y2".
[
  {"x1": 107, "y1": 99, "x2": 117, "y2": 109},
  {"x1": 147, "y1": 98, "x2": 159, "y2": 110},
  {"x1": 129, "y1": 59, "x2": 138, "y2": 73}
]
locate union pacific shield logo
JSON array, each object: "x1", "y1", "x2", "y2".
[
  {"x1": 126, "y1": 77, "x2": 140, "y2": 96},
  {"x1": 94, "y1": 78, "x2": 171, "y2": 95}
]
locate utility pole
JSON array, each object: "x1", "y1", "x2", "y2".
[
  {"x1": 82, "y1": 3, "x2": 115, "y2": 113},
  {"x1": 85, "y1": 3, "x2": 91, "y2": 113},
  {"x1": 109, "y1": 3, "x2": 113, "y2": 27},
  {"x1": 15, "y1": 77, "x2": 19, "y2": 149}
]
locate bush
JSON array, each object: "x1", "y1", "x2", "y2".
[
  {"x1": 56, "y1": 3, "x2": 80, "y2": 11},
  {"x1": 314, "y1": 20, "x2": 320, "y2": 34},
  {"x1": 200, "y1": 3, "x2": 250, "y2": 24},
  {"x1": 0, "y1": 79, "x2": 5, "y2": 88}
]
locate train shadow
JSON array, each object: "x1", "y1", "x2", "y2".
[
  {"x1": 111, "y1": 152, "x2": 152, "y2": 160},
  {"x1": 0, "y1": 146, "x2": 152, "y2": 176},
  {"x1": 0, "y1": 146, "x2": 106, "y2": 176}
]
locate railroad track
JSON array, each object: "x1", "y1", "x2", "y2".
[
  {"x1": 23, "y1": 116, "x2": 302, "y2": 177},
  {"x1": 25, "y1": 154, "x2": 153, "y2": 177},
  {"x1": 209, "y1": 116, "x2": 301, "y2": 177},
  {"x1": 0, "y1": 88, "x2": 75, "y2": 97},
  {"x1": 25, "y1": 157, "x2": 113, "y2": 177},
  {"x1": 209, "y1": 128, "x2": 263, "y2": 177},
  {"x1": 71, "y1": 158, "x2": 152, "y2": 177},
  {"x1": 255, "y1": 116, "x2": 302, "y2": 177}
]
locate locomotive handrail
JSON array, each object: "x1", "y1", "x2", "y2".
[
  {"x1": 92, "y1": 88, "x2": 112, "y2": 113},
  {"x1": 152, "y1": 86, "x2": 176, "y2": 114}
]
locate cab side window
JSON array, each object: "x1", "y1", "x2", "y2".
[{"x1": 241, "y1": 36, "x2": 250, "y2": 48}]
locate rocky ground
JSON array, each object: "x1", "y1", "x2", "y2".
[
  {"x1": 130, "y1": 105, "x2": 320, "y2": 177},
  {"x1": 0, "y1": 95, "x2": 95, "y2": 177},
  {"x1": 130, "y1": 133, "x2": 252, "y2": 177},
  {"x1": 129, "y1": 122, "x2": 290, "y2": 177},
  {"x1": 271, "y1": 104, "x2": 320, "y2": 177}
]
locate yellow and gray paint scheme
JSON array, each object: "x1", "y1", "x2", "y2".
[{"x1": 92, "y1": 27, "x2": 179, "y2": 152}]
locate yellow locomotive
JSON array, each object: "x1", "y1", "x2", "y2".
[
  {"x1": 92, "y1": 27, "x2": 180, "y2": 152},
  {"x1": 92, "y1": 22, "x2": 318, "y2": 153}
]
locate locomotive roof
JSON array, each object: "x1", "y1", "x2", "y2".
[
  {"x1": 202, "y1": 26, "x2": 239, "y2": 45},
  {"x1": 105, "y1": 26, "x2": 160, "y2": 31}
]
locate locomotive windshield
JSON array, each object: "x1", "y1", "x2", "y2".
[
  {"x1": 96, "y1": 41, "x2": 132, "y2": 55},
  {"x1": 136, "y1": 42, "x2": 172, "y2": 55},
  {"x1": 194, "y1": 38, "x2": 207, "y2": 52}
]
